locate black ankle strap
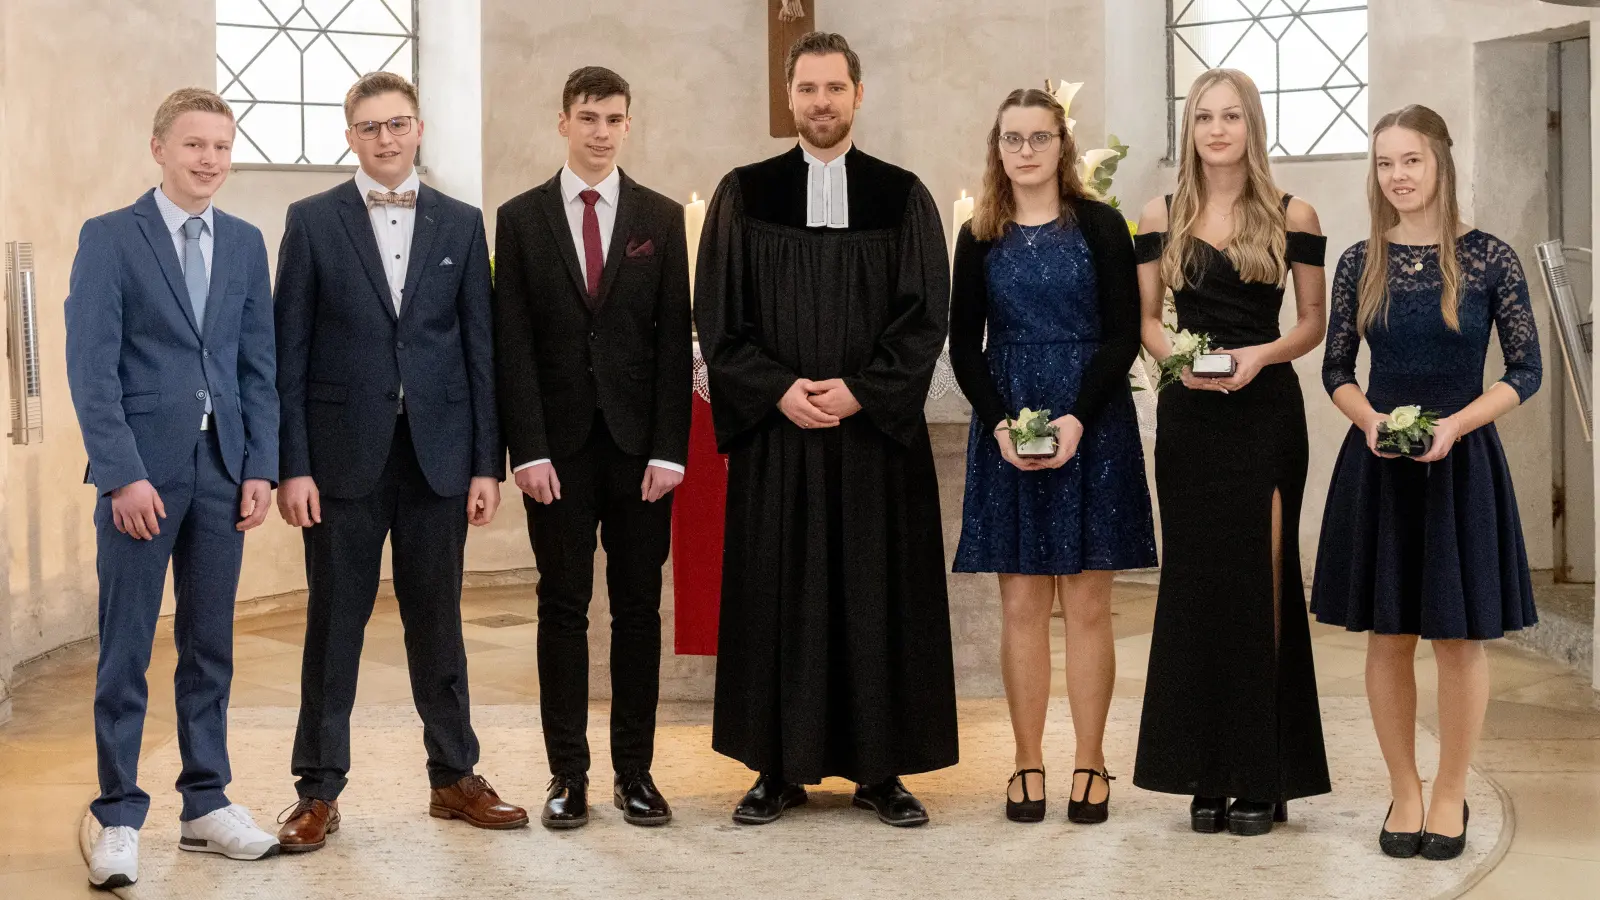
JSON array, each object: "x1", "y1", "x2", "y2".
[
  {"x1": 1008, "y1": 768, "x2": 1046, "y2": 803},
  {"x1": 1072, "y1": 767, "x2": 1115, "y2": 782}
]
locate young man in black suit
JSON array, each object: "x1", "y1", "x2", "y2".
[
  {"x1": 273, "y1": 72, "x2": 527, "y2": 851},
  {"x1": 493, "y1": 66, "x2": 693, "y2": 829}
]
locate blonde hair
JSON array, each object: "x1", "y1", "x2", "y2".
[
  {"x1": 152, "y1": 88, "x2": 233, "y2": 139},
  {"x1": 343, "y1": 72, "x2": 419, "y2": 125},
  {"x1": 1161, "y1": 69, "x2": 1287, "y2": 288},
  {"x1": 1358, "y1": 105, "x2": 1463, "y2": 335},
  {"x1": 971, "y1": 88, "x2": 1092, "y2": 241}
]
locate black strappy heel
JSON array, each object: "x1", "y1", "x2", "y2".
[
  {"x1": 1006, "y1": 769, "x2": 1046, "y2": 823},
  {"x1": 1067, "y1": 767, "x2": 1114, "y2": 824}
]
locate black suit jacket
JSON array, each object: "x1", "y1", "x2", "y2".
[
  {"x1": 275, "y1": 180, "x2": 502, "y2": 500},
  {"x1": 493, "y1": 168, "x2": 692, "y2": 468}
]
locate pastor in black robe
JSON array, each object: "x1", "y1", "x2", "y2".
[{"x1": 694, "y1": 145, "x2": 959, "y2": 785}]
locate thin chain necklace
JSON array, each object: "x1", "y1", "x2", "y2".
[{"x1": 1018, "y1": 221, "x2": 1051, "y2": 247}]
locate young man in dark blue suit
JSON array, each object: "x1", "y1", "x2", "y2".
[
  {"x1": 66, "y1": 88, "x2": 283, "y2": 890},
  {"x1": 273, "y1": 72, "x2": 525, "y2": 851}
]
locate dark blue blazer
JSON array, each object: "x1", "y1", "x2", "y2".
[
  {"x1": 274, "y1": 180, "x2": 501, "y2": 500},
  {"x1": 66, "y1": 189, "x2": 279, "y2": 494}
]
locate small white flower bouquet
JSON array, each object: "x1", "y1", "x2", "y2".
[
  {"x1": 1376, "y1": 405, "x2": 1440, "y2": 457},
  {"x1": 1008, "y1": 407, "x2": 1059, "y2": 459},
  {"x1": 1157, "y1": 325, "x2": 1230, "y2": 390}
]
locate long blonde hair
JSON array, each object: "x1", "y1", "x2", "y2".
[
  {"x1": 1358, "y1": 105, "x2": 1463, "y2": 335},
  {"x1": 971, "y1": 88, "x2": 1092, "y2": 241},
  {"x1": 1161, "y1": 69, "x2": 1287, "y2": 288}
]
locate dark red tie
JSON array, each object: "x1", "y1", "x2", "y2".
[{"x1": 580, "y1": 189, "x2": 603, "y2": 303}]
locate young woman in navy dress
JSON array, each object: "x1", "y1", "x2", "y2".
[
  {"x1": 1131, "y1": 69, "x2": 1332, "y2": 837},
  {"x1": 1312, "y1": 105, "x2": 1541, "y2": 861},
  {"x1": 950, "y1": 88, "x2": 1156, "y2": 824}
]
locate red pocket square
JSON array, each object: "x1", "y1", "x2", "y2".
[{"x1": 626, "y1": 237, "x2": 655, "y2": 258}]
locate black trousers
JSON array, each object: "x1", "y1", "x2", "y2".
[
  {"x1": 529, "y1": 414, "x2": 673, "y2": 776},
  {"x1": 291, "y1": 415, "x2": 478, "y2": 800}
]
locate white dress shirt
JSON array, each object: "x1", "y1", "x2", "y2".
[
  {"x1": 803, "y1": 144, "x2": 850, "y2": 229},
  {"x1": 354, "y1": 165, "x2": 420, "y2": 316},
  {"x1": 513, "y1": 164, "x2": 683, "y2": 477}
]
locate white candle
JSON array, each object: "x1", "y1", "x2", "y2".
[
  {"x1": 952, "y1": 189, "x2": 974, "y2": 245},
  {"x1": 685, "y1": 192, "x2": 706, "y2": 301}
]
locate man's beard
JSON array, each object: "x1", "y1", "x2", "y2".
[{"x1": 795, "y1": 110, "x2": 852, "y2": 150}]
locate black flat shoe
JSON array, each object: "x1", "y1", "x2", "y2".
[
  {"x1": 1227, "y1": 799, "x2": 1287, "y2": 836},
  {"x1": 1379, "y1": 801, "x2": 1425, "y2": 858},
  {"x1": 1191, "y1": 795, "x2": 1228, "y2": 833},
  {"x1": 732, "y1": 774, "x2": 807, "y2": 825},
  {"x1": 1419, "y1": 801, "x2": 1469, "y2": 861},
  {"x1": 541, "y1": 772, "x2": 589, "y2": 829},
  {"x1": 613, "y1": 770, "x2": 671, "y2": 826},
  {"x1": 852, "y1": 777, "x2": 929, "y2": 827},
  {"x1": 1005, "y1": 768, "x2": 1046, "y2": 823},
  {"x1": 1067, "y1": 767, "x2": 1114, "y2": 825}
]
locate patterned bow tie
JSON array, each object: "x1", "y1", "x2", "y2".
[{"x1": 366, "y1": 189, "x2": 416, "y2": 209}]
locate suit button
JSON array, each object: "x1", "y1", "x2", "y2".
[
  {"x1": 195, "y1": 390, "x2": 207, "y2": 400},
  {"x1": 202, "y1": 349, "x2": 211, "y2": 358},
  {"x1": 386, "y1": 391, "x2": 399, "y2": 401},
  {"x1": 589, "y1": 332, "x2": 597, "y2": 340},
  {"x1": 396, "y1": 341, "x2": 406, "y2": 350}
]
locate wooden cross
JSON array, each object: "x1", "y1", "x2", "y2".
[{"x1": 767, "y1": 1, "x2": 816, "y2": 138}]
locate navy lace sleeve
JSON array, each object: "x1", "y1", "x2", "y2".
[
  {"x1": 1134, "y1": 231, "x2": 1165, "y2": 265},
  {"x1": 1321, "y1": 242, "x2": 1364, "y2": 396},
  {"x1": 1487, "y1": 238, "x2": 1543, "y2": 403}
]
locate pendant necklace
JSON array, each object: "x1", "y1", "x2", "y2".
[{"x1": 1019, "y1": 222, "x2": 1050, "y2": 248}]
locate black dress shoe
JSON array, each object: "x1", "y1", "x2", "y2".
[
  {"x1": 852, "y1": 777, "x2": 929, "y2": 828},
  {"x1": 1379, "y1": 801, "x2": 1425, "y2": 858},
  {"x1": 614, "y1": 770, "x2": 671, "y2": 826},
  {"x1": 1066, "y1": 767, "x2": 1114, "y2": 825},
  {"x1": 732, "y1": 774, "x2": 808, "y2": 825},
  {"x1": 1227, "y1": 799, "x2": 1287, "y2": 836},
  {"x1": 1190, "y1": 795, "x2": 1229, "y2": 833},
  {"x1": 1006, "y1": 768, "x2": 1046, "y2": 823},
  {"x1": 1419, "y1": 801, "x2": 1469, "y2": 861},
  {"x1": 541, "y1": 773, "x2": 589, "y2": 829}
]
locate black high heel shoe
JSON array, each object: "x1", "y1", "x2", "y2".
[
  {"x1": 1190, "y1": 795, "x2": 1229, "y2": 833},
  {"x1": 1066, "y1": 768, "x2": 1114, "y2": 824},
  {"x1": 1005, "y1": 769, "x2": 1046, "y2": 823},
  {"x1": 1379, "y1": 801, "x2": 1426, "y2": 858},
  {"x1": 1227, "y1": 799, "x2": 1287, "y2": 836},
  {"x1": 1419, "y1": 801, "x2": 1469, "y2": 861}
]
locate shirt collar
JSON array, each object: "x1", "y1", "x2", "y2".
[
  {"x1": 561, "y1": 164, "x2": 622, "y2": 206},
  {"x1": 354, "y1": 166, "x2": 420, "y2": 200},
  {"x1": 153, "y1": 186, "x2": 214, "y2": 236},
  {"x1": 800, "y1": 143, "x2": 851, "y2": 170}
]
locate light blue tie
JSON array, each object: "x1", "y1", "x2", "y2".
[
  {"x1": 182, "y1": 217, "x2": 212, "y2": 415},
  {"x1": 182, "y1": 217, "x2": 208, "y2": 331}
]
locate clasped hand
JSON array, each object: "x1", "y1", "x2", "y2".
[
  {"x1": 1179, "y1": 345, "x2": 1267, "y2": 394},
  {"x1": 778, "y1": 378, "x2": 861, "y2": 429},
  {"x1": 993, "y1": 414, "x2": 1084, "y2": 472}
]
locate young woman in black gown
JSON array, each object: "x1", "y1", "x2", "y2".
[
  {"x1": 1311, "y1": 106, "x2": 1541, "y2": 861},
  {"x1": 1131, "y1": 68, "x2": 1331, "y2": 836}
]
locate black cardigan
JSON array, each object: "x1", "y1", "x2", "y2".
[{"x1": 948, "y1": 198, "x2": 1142, "y2": 431}]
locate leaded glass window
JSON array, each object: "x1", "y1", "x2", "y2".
[
  {"x1": 216, "y1": 1, "x2": 418, "y2": 165},
  {"x1": 1168, "y1": 1, "x2": 1369, "y2": 159}
]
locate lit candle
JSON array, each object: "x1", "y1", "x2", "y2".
[
  {"x1": 952, "y1": 189, "x2": 974, "y2": 246},
  {"x1": 684, "y1": 191, "x2": 707, "y2": 300}
]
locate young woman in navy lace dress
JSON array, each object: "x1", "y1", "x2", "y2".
[
  {"x1": 950, "y1": 89, "x2": 1156, "y2": 824},
  {"x1": 1311, "y1": 106, "x2": 1541, "y2": 862}
]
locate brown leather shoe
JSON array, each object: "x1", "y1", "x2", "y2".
[
  {"x1": 276, "y1": 798, "x2": 340, "y2": 853},
  {"x1": 429, "y1": 775, "x2": 530, "y2": 829}
]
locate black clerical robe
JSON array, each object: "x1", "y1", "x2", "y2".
[{"x1": 695, "y1": 145, "x2": 959, "y2": 784}]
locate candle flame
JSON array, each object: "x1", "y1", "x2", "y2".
[
  {"x1": 960, "y1": 189, "x2": 967, "y2": 200},
  {"x1": 692, "y1": 192, "x2": 698, "y2": 202}
]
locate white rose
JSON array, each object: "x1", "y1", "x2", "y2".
[
  {"x1": 1388, "y1": 406, "x2": 1420, "y2": 430},
  {"x1": 1171, "y1": 330, "x2": 1200, "y2": 355}
]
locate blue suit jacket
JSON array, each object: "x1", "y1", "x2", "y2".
[
  {"x1": 274, "y1": 180, "x2": 501, "y2": 500},
  {"x1": 66, "y1": 189, "x2": 279, "y2": 494}
]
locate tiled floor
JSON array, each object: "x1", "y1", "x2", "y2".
[{"x1": 1, "y1": 581, "x2": 1596, "y2": 898}]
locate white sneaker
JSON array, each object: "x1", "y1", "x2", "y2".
[
  {"x1": 88, "y1": 825, "x2": 139, "y2": 889},
  {"x1": 178, "y1": 804, "x2": 281, "y2": 860}
]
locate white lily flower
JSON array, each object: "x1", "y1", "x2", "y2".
[
  {"x1": 1053, "y1": 80, "x2": 1084, "y2": 118},
  {"x1": 1079, "y1": 148, "x2": 1121, "y2": 186}
]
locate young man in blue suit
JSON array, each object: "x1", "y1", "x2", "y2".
[
  {"x1": 66, "y1": 88, "x2": 283, "y2": 890},
  {"x1": 272, "y1": 72, "x2": 525, "y2": 851}
]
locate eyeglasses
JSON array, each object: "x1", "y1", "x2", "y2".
[
  {"x1": 350, "y1": 116, "x2": 416, "y2": 140},
  {"x1": 999, "y1": 131, "x2": 1062, "y2": 153}
]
